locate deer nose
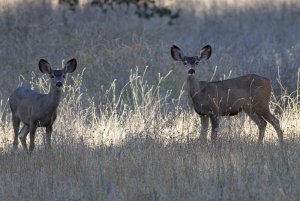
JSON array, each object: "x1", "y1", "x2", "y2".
[
  {"x1": 56, "y1": 81, "x2": 63, "y2": 87},
  {"x1": 188, "y1": 69, "x2": 195, "y2": 74}
]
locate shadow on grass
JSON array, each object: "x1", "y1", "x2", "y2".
[{"x1": 0, "y1": 133, "x2": 298, "y2": 200}]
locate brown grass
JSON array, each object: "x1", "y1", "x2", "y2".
[{"x1": 0, "y1": 69, "x2": 299, "y2": 200}]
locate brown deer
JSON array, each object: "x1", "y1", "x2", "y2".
[
  {"x1": 9, "y1": 59, "x2": 77, "y2": 152},
  {"x1": 171, "y1": 45, "x2": 283, "y2": 144}
]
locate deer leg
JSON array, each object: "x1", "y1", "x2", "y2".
[
  {"x1": 29, "y1": 122, "x2": 37, "y2": 153},
  {"x1": 19, "y1": 125, "x2": 29, "y2": 150},
  {"x1": 249, "y1": 113, "x2": 267, "y2": 143},
  {"x1": 12, "y1": 115, "x2": 20, "y2": 149},
  {"x1": 256, "y1": 115, "x2": 267, "y2": 144},
  {"x1": 45, "y1": 125, "x2": 52, "y2": 149},
  {"x1": 199, "y1": 116, "x2": 209, "y2": 143},
  {"x1": 262, "y1": 110, "x2": 284, "y2": 144},
  {"x1": 209, "y1": 115, "x2": 219, "y2": 143}
]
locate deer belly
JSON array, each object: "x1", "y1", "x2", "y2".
[
  {"x1": 193, "y1": 101, "x2": 242, "y2": 116},
  {"x1": 38, "y1": 115, "x2": 56, "y2": 127},
  {"x1": 193, "y1": 103, "x2": 211, "y2": 116},
  {"x1": 16, "y1": 109, "x2": 56, "y2": 126},
  {"x1": 221, "y1": 108, "x2": 242, "y2": 116}
]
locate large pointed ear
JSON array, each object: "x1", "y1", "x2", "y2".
[
  {"x1": 171, "y1": 45, "x2": 184, "y2": 61},
  {"x1": 64, "y1": 58, "x2": 77, "y2": 73},
  {"x1": 198, "y1": 45, "x2": 212, "y2": 61},
  {"x1": 39, "y1": 59, "x2": 51, "y2": 74}
]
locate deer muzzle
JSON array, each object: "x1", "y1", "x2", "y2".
[
  {"x1": 188, "y1": 69, "x2": 195, "y2": 74},
  {"x1": 56, "y1": 81, "x2": 63, "y2": 87}
]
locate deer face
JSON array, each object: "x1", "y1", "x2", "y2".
[
  {"x1": 171, "y1": 45, "x2": 212, "y2": 74},
  {"x1": 39, "y1": 59, "x2": 77, "y2": 89}
]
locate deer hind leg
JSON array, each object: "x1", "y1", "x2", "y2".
[
  {"x1": 246, "y1": 112, "x2": 267, "y2": 143},
  {"x1": 209, "y1": 115, "x2": 219, "y2": 143},
  {"x1": 19, "y1": 125, "x2": 29, "y2": 150},
  {"x1": 200, "y1": 116, "x2": 209, "y2": 143},
  {"x1": 261, "y1": 109, "x2": 284, "y2": 144},
  {"x1": 12, "y1": 115, "x2": 20, "y2": 149}
]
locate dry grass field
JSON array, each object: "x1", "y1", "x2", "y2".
[{"x1": 0, "y1": 0, "x2": 299, "y2": 200}]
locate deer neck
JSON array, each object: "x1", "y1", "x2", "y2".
[
  {"x1": 187, "y1": 73, "x2": 203, "y2": 99},
  {"x1": 187, "y1": 71, "x2": 210, "y2": 115},
  {"x1": 45, "y1": 85, "x2": 62, "y2": 112}
]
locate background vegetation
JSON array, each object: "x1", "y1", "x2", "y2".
[{"x1": 0, "y1": 0, "x2": 299, "y2": 200}]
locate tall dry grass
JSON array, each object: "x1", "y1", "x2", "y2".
[
  {"x1": 0, "y1": 0, "x2": 299, "y2": 200},
  {"x1": 0, "y1": 68, "x2": 299, "y2": 201}
]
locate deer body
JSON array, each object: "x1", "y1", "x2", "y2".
[
  {"x1": 10, "y1": 59, "x2": 77, "y2": 152},
  {"x1": 189, "y1": 74, "x2": 271, "y2": 116},
  {"x1": 10, "y1": 86, "x2": 60, "y2": 126},
  {"x1": 171, "y1": 45, "x2": 283, "y2": 144}
]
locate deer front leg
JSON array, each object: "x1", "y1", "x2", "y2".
[
  {"x1": 12, "y1": 115, "x2": 20, "y2": 149},
  {"x1": 200, "y1": 116, "x2": 209, "y2": 143},
  {"x1": 210, "y1": 114, "x2": 219, "y2": 143},
  {"x1": 19, "y1": 125, "x2": 29, "y2": 150},
  {"x1": 29, "y1": 122, "x2": 37, "y2": 153},
  {"x1": 45, "y1": 125, "x2": 52, "y2": 149}
]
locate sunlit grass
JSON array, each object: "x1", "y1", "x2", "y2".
[{"x1": 0, "y1": 69, "x2": 299, "y2": 200}]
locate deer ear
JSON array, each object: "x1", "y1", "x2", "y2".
[
  {"x1": 171, "y1": 45, "x2": 184, "y2": 61},
  {"x1": 64, "y1": 58, "x2": 77, "y2": 73},
  {"x1": 39, "y1": 59, "x2": 51, "y2": 74},
  {"x1": 198, "y1": 45, "x2": 212, "y2": 60}
]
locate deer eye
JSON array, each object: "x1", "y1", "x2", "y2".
[
  {"x1": 50, "y1": 75, "x2": 55, "y2": 79},
  {"x1": 195, "y1": 61, "x2": 199, "y2": 65},
  {"x1": 183, "y1": 61, "x2": 188, "y2": 66}
]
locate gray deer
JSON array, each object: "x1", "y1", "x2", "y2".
[
  {"x1": 171, "y1": 45, "x2": 283, "y2": 144},
  {"x1": 9, "y1": 58, "x2": 77, "y2": 152}
]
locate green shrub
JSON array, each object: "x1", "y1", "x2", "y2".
[
  {"x1": 58, "y1": 0, "x2": 79, "y2": 10},
  {"x1": 58, "y1": 0, "x2": 180, "y2": 25}
]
